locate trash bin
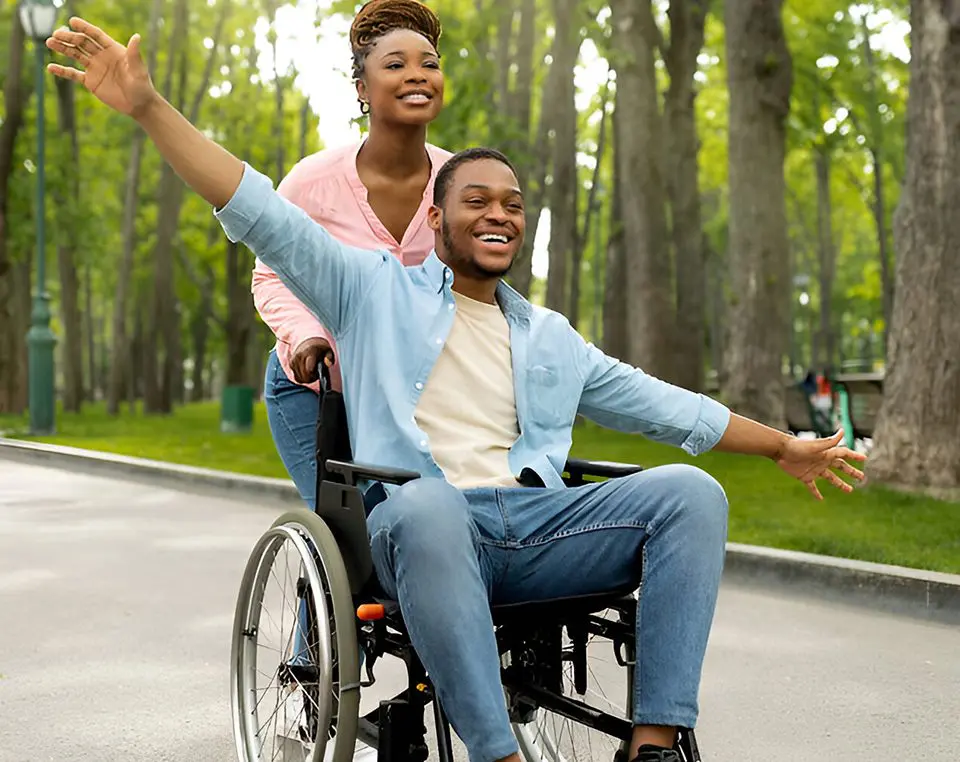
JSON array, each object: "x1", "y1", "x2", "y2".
[{"x1": 221, "y1": 385, "x2": 254, "y2": 433}]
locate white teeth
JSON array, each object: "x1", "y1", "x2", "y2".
[
  {"x1": 479, "y1": 234, "x2": 508, "y2": 244},
  {"x1": 402, "y1": 93, "x2": 429, "y2": 102}
]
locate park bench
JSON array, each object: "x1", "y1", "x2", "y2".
[
  {"x1": 833, "y1": 372, "x2": 884, "y2": 443},
  {"x1": 784, "y1": 382, "x2": 835, "y2": 438}
]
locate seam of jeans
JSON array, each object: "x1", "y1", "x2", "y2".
[
  {"x1": 633, "y1": 540, "x2": 648, "y2": 723},
  {"x1": 515, "y1": 520, "x2": 648, "y2": 547},
  {"x1": 367, "y1": 527, "x2": 396, "y2": 594},
  {"x1": 493, "y1": 488, "x2": 514, "y2": 543}
]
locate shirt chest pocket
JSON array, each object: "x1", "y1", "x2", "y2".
[{"x1": 527, "y1": 365, "x2": 579, "y2": 428}]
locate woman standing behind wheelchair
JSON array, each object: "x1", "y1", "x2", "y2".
[{"x1": 254, "y1": 0, "x2": 452, "y2": 509}]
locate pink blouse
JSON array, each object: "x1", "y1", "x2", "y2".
[{"x1": 252, "y1": 140, "x2": 452, "y2": 392}]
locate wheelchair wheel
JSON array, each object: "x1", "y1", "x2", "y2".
[
  {"x1": 510, "y1": 606, "x2": 635, "y2": 762},
  {"x1": 231, "y1": 510, "x2": 360, "y2": 762}
]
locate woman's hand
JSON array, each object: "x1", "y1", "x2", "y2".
[
  {"x1": 46, "y1": 17, "x2": 158, "y2": 118},
  {"x1": 291, "y1": 337, "x2": 336, "y2": 384}
]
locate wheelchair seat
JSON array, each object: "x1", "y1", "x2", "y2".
[{"x1": 490, "y1": 587, "x2": 638, "y2": 626}]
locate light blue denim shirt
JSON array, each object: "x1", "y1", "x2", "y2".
[{"x1": 216, "y1": 164, "x2": 730, "y2": 489}]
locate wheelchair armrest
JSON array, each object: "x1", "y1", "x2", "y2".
[
  {"x1": 564, "y1": 458, "x2": 644, "y2": 482},
  {"x1": 324, "y1": 459, "x2": 421, "y2": 487}
]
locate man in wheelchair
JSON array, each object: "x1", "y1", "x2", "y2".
[{"x1": 43, "y1": 23, "x2": 867, "y2": 761}]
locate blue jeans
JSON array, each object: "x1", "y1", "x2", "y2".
[
  {"x1": 264, "y1": 349, "x2": 320, "y2": 509},
  {"x1": 367, "y1": 466, "x2": 728, "y2": 762}
]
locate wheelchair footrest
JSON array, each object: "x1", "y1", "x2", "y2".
[{"x1": 377, "y1": 698, "x2": 429, "y2": 762}]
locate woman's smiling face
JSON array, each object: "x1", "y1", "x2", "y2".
[{"x1": 356, "y1": 28, "x2": 444, "y2": 125}]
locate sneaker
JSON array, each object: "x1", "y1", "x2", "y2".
[{"x1": 632, "y1": 745, "x2": 681, "y2": 762}]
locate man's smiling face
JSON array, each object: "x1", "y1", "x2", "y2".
[{"x1": 429, "y1": 157, "x2": 525, "y2": 280}]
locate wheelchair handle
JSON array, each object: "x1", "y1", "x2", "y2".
[{"x1": 320, "y1": 361, "x2": 332, "y2": 394}]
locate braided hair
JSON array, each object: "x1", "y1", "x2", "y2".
[{"x1": 349, "y1": 0, "x2": 442, "y2": 81}]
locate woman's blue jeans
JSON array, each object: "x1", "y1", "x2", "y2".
[{"x1": 264, "y1": 349, "x2": 320, "y2": 509}]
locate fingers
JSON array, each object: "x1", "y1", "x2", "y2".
[
  {"x1": 46, "y1": 63, "x2": 86, "y2": 85},
  {"x1": 68, "y1": 16, "x2": 115, "y2": 50},
  {"x1": 46, "y1": 36, "x2": 91, "y2": 66},
  {"x1": 303, "y1": 352, "x2": 318, "y2": 380},
  {"x1": 127, "y1": 33, "x2": 144, "y2": 67},
  {"x1": 824, "y1": 470, "x2": 853, "y2": 494},
  {"x1": 818, "y1": 429, "x2": 845, "y2": 450},
  {"x1": 833, "y1": 458, "x2": 865, "y2": 482},
  {"x1": 323, "y1": 350, "x2": 335, "y2": 368},
  {"x1": 806, "y1": 479, "x2": 823, "y2": 501}
]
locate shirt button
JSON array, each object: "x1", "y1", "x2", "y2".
[
  {"x1": 435, "y1": 338, "x2": 442, "y2": 345},
  {"x1": 448, "y1": 303, "x2": 454, "y2": 311},
  {"x1": 420, "y1": 440, "x2": 428, "y2": 448},
  {"x1": 415, "y1": 382, "x2": 424, "y2": 390}
]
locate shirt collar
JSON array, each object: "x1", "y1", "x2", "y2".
[{"x1": 422, "y1": 251, "x2": 532, "y2": 322}]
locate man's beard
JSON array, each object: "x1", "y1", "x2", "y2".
[{"x1": 441, "y1": 220, "x2": 513, "y2": 279}]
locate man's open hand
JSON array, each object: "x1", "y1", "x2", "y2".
[
  {"x1": 46, "y1": 17, "x2": 158, "y2": 118},
  {"x1": 290, "y1": 337, "x2": 335, "y2": 384},
  {"x1": 776, "y1": 430, "x2": 867, "y2": 500}
]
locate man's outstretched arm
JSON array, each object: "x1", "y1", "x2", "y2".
[
  {"x1": 46, "y1": 17, "x2": 383, "y2": 335},
  {"x1": 574, "y1": 334, "x2": 866, "y2": 500}
]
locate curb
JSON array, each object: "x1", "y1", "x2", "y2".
[
  {"x1": 0, "y1": 437, "x2": 301, "y2": 505},
  {"x1": 2, "y1": 437, "x2": 958, "y2": 625},
  {"x1": 722, "y1": 543, "x2": 959, "y2": 625}
]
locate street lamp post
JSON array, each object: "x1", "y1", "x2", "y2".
[{"x1": 18, "y1": 0, "x2": 58, "y2": 434}]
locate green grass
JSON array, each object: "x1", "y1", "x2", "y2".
[{"x1": 2, "y1": 402, "x2": 958, "y2": 574}]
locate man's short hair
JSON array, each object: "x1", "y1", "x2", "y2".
[{"x1": 433, "y1": 147, "x2": 519, "y2": 208}]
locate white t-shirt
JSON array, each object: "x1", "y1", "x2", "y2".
[{"x1": 414, "y1": 291, "x2": 521, "y2": 489}]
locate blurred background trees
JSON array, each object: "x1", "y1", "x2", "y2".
[{"x1": 5, "y1": 0, "x2": 958, "y2": 491}]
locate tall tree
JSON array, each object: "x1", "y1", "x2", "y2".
[
  {"x1": 142, "y1": 0, "x2": 230, "y2": 413},
  {"x1": 609, "y1": 0, "x2": 675, "y2": 381},
  {"x1": 106, "y1": 0, "x2": 164, "y2": 415},
  {"x1": 53, "y1": 48, "x2": 84, "y2": 412},
  {"x1": 867, "y1": 0, "x2": 960, "y2": 492},
  {"x1": 603, "y1": 87, "x2": 628, "y2": 360},
  {"x1": 723, "y1": 0, "x2": 793, "y2": 427},
  {"x1": 664, "y1": 0, "x2": 709, "y2": 391},
  {"x1": 544, "y1": 0, "x2": 580, "y2": 316},
  {"x1": 0, "y1": 15, "x2": 28, "y2": 414}
]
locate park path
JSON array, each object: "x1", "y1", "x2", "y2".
[{"x1": 1, "y1": 460, "x2": 957, "y2": 761}]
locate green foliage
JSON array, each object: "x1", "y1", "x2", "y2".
[{"x1": 1, "y1": 0, "x2": 913, "y2": 403}]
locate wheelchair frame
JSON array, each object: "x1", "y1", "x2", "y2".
[{"x1": 238, "y1": 368, "x2": 703, "y2": 762}]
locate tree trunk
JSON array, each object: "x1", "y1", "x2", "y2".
[
  {"x1": 603, "y1": 95, "x2": 628, "y2": 360},
  {"x1": 267, "y1": 0, "x2": 286, "y2": 182},
  {"x1": 867, "y1": 0, "x2": 960, "y2": 492},
  {"x1": 494, "y1": 0, "x2": 515, "y2": 112},
  {"x1": 225, "y1": 241, "x2": 253, "y2": 385},
  {"x1": 0, "y1": 17, "x2": 28, "y2": 414},
  {"x1": 571, "y1": 80, "x2": 611, "y2": 331},
  {"x1": 814, "y1": 147, "x2": 835, "y2": 370},
  {"x1": 859, "y1": 11, "x2": 894, "y2": 346},
  {"x1": 544, "y1": 0, "x2": 579, "y2": 316},
  {"x1": 143, "y1": 0, "x2": 230, "y2": 413},
  {"x1": 665, "y1": 0, "x2": 709, "y2": 392},
  {"x1": 84, "y1": 262, "x2": 95, "y2": 400},
  {"x1": 609, "y1": 0, "x2": 675, "y2": 380},
  {"x1": 509, "y1": 35, "x2": 556, "y2": 298},
  {"x1": 722, "y1": 0, "x2": 793, "y2": 427},
  {"x1": 106, "y1": 0, "x2": 164, "y2": 416},
  {"x1": 53, "y1": 76, "x2": 85, "y2": 412}
]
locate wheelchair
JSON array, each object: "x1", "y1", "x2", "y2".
[{"x1": 230, "y1": 368, "x2": 703, "y2": 762}]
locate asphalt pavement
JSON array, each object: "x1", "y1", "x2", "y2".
[{"x1": 1, "y1": 461, "x2": 957, "y2": 761}]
